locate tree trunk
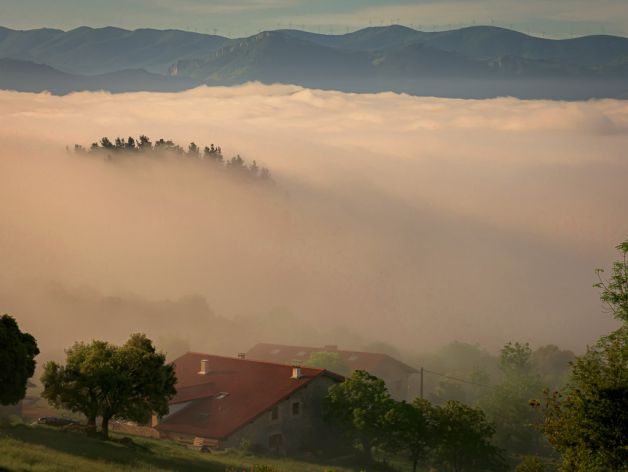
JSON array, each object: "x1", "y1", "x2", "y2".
[
  {"x1": 101, "y1": 415, "x2": 110, "y2": 440},
  {"x1": 413, "y1": 458, "x2": 419, "y2": 472},
  {"x1": 86, "y1": 414, "x2": 97, "y2": 435},
  {"x1": 361, "y1": 438, "x2": 373, "y2": 463}
]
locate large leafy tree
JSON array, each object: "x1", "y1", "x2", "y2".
[
  {"x1": 41, "y1": 333, "x2": 176, "y2": 439},
  {"x1": 115, "y1": 334, "x2": 177, "y2": 427},
  {"x1": 0, "y1": 314, "x2": 39, "y2": 405},
  {"x1": 385, "y1": 398, "x2": 437, "y2": 472},
  {"x1": 433, "y1": 400, "x2": 507, "y2": 472},
  {"x1": 41, "y1": 340, "x2": 112, "y2": 430},
  {"x1": 538, "y1": 327, "x2": 628, "y2": 471},
  {"x1": 479, "y1": 342, "x2": 549, "y2": 461},
  {"x1": 324, "y1": 370, "x2": 394, "y2": 461},
  {"x1": 536, "y1": 239, "x2": 628, "y2": 471}
]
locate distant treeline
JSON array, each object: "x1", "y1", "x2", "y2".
[{"x1": 73, "y1": 135, "x2": 271, "y2": 181}]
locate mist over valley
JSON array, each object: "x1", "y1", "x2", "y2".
[
  {"x1": 1, "y1": 6, "x2": 627, "y2": 469},
  {"x1": 1, "y1": 84, "x2": 625, "y2": 361}
]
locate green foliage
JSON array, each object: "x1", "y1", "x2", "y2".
[
  {"x1": 514, "y1": 455, "x2": 553, "y2": 472},
  {"x1": 594, "y1": 240, "x2": 628, "y2": 322},
  {"x1": 226, "y1": 466, "x2": 280, "y2": 472},
  {"x1": 479, "y1": 342, "x2": 549, "y2": 462},
  {"x1": 325, "y1": 371, "x2": 506, "y2": 472},
  {"x1": 303, "y1": 351, "x2": 349, "y2": 376},
  {"x1": 384, "y1": 398, "x2": 436, "y2": 472},
  {"x1": 238, "y1": 437, "x2": 252, "y2": 453},
  {"x1": 41, "y1": 333, "x2": 176, "y2": 439},
  {"x1": 535, "y1": 239, "x2": 628, "y2": 471},
  {"x1": 499, "y1": 342, "x2": 533, "y2": 377},
  {"x1": 324, "y1": 370, "x2": 393, "y2": 460},
  {"x1": 432, "y1": 401, "x2": 507, "y2": 472},
  {"x1": 75, "y1": 135, "x2": 272, "y2": 182},
  {"x1": 0, "y1": 314, "x2": 39, "y2": 406},
  {"x1": 116, "y1": 334, "x2": 177, "y2": 424},
  {"x1": 537, "y1": 327, "x2": 628, "y2": 471},
  {"x1": 41, "y1": 340, "x2": 111, "y2": 429},
  {"x1": 326, "y1": 370, "x2": 507, "y2": 471}
]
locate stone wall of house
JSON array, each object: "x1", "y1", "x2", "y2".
[{"x1": 221, "y1": 375, "x2": 337, "y2": 454}]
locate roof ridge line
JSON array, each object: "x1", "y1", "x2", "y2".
[{"x1": 178, "y1": 351, "x2": 328, "y2": 372}]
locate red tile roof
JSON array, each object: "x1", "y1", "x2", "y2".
[
  {"x1": 155, "y1": 352, "x2": 342, "y2": 439},
  {"x1": 246, "y1": 343, "x2": 418, "y2": 376}
]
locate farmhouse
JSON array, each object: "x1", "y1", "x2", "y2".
[
  {"x1": 153, "y1": 352, "x2": 343, "y2": 453},
  {"x1": 247, "y1": 343, "x2": 418, "y2": 400}
]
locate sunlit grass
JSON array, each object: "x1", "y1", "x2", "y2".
[{"x1": 0, "y1": 423, "x2": 363, "y2": 472}]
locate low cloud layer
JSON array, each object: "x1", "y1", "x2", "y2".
[{"x1": 1, "y1": 84, "x2": 627, "y2": 358}]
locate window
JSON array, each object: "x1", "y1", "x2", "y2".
[
  {"x1": 270, "y1": 405, "x2": 279, "y2": 421},
  {"x1": 291, "y1": 401, "x2": 301, "y2": 416}
]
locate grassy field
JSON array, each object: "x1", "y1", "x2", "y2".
[{"x1": 0, "y1": 423, "x2": 363, "y2": 472}]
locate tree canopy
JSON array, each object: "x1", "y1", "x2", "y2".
[
  {"x1": 479, "y1": 343, "x2": 550, "y2": 462},
  {"x1": 325, "y1": 370, "x2": 506, "y2": 471},
  {"x1": 537, "y1": 327, "x2": 628, "y2": 471},
  {"x1": 0, "y1": 314, "x2": 39, "y2": 406},
  {"x1": 595, "y1": 240, "x2": 628, "y2": 323},
  {"x1": 384, "y1": 398, "x2": 437, "y2": 472},
  {"x1": 324, "y1": 369, "x2": 394, "y2": 461},
  {"x1": 433, "y1": 400, "x2": 507, "y2": 472},
  {"x1": 41, "y1": 333, "x2": 176, "y2": 439},
  {"x1": 535, "y1": 239, "x2": 628, "y2": 471},
  {"x1": 74, "y1": 135, "x2": 272, "y2": 182}
]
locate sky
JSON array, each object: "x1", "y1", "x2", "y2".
[
  {"x1": 1, "y1": 84, "x2": 626, "y2": 358},
  {"x1": 1, "y1": 0, "x2": 627, "y2": 38}
]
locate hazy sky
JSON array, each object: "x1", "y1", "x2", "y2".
[
  {"x1": 1, "y1": 85, "x2": 626, "y2": 356},
  {"x1": 1, "y1": 0, "x2": 627, "y2": 38}
]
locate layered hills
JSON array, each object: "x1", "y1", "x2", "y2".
[{"x1": 1, "y1": 25, "x2": 627, "y2": 98}]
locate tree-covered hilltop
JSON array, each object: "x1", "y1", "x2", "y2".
[{"x1": 73, "y1": 135, "x2": 272, "y2": 182}]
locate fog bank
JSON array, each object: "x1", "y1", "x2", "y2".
[{"x1": 1, "y1": 84, "x2": 627, "y2": 357}]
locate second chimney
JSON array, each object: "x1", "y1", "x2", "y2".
[
  {"x1": 198, "y1": 359, "x2": 210, "y2": 375},
  {"x1": 291, "y1": 365, "x2": 302, "y2": 379}
]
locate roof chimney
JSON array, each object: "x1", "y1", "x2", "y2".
[
  {"x1": 198, "y1": 359, "x2": 210, "y2": 375},
  {"x1": 237, "y1": 353, "x2": 246, "y2": 360},
  {"x1": 291, "y1": 364, "x2": 302, "y2": 379}
]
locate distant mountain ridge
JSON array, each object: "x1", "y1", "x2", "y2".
[
  {"x1": 1, "y1": 25, "x2": 627, "y2": 99},
  {"x1": 0, "y1": 25, "x2": 229, "y2": 75},
  {"x1": 172, "y1": 27, "x2": 628, "y2": 81},
  {"x1": 0, "y1": 58, "x2": 198, "y2": 94}
]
